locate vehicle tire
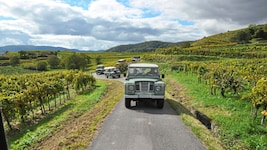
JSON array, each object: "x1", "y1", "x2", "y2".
[
  {"x1": 125, "y1": 98, "x2": 131, "y2": 108},
  {"x1": 106, "y1": 75, "x2": 108, "y2": 78},
  {"x1": 157, "y1": 99, "x2": 164, "y2": 109}
]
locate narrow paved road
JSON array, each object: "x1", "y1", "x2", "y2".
[{"x1": 88, "y1": 74, "x2": 207, "y2": 150}]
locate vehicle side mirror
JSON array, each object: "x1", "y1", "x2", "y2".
[{"x1": 161, "y1": 74, "x2": 165, "y2": 79}]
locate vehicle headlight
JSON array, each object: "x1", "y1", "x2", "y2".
[
  {"x1": 155, "y1": 86, "x2": 161, "y2": 92},
  {"x1": 128, "y1": 85, "x2": 134, "y2": 91}
]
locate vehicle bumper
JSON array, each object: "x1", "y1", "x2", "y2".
[{"x1": 124, "y1": 94, "x2": 164, "y2": 100}]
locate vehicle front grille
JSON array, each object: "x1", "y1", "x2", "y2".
[{"x1": 135, "y1": 81, "x2": 154, "y2": 92}]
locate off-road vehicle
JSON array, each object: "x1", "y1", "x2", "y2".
[
  {"x1": 104, "y1": 66, "x2": 121, "y2": 78},
  {"x1": 96, "y1": 64, "x2": 105, "y2": 75},
  {"x1": 124, "y1": 63, "x2": 165, "y2": 108}
]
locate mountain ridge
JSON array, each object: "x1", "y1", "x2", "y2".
[
  {"x1": 105, "y1": 41, "x2": 186, "y2": 52},
  {"x1": 0, "y1": 45, "x2": 101, "y2": 54}
]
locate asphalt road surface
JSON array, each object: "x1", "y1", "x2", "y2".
[{"x1": 88, "y1": 74, "x2": 207, "y2": 150}]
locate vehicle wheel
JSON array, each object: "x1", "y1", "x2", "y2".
[
  {"x1": 157, "y1": 99, "x2": 164, "y2": 109},
  {"x1": 118, "y1": 74, "x2": 120, "y2": 78},
  {"x1": 106, "y1": 75, "x2": 108, "y2": 78},
  {"x1": 125, "y1": 98, "x2": 131, "y2": 108}
]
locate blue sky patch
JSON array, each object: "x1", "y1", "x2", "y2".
[
  {"x1": 117, "y1": 0, "x2": 130, "y2": 7},
  {"x1": 62, "y1": 0, "x2": 92, "y2": 10},
  {"x1": 179, "y1": 20, "x2": 194, "y2": 26},
  {"x1": 142, "y1": 9, "x2": 160, "y2": 18},
  {"x1": 0, "y1": 16, "x2": 15, "y2": 20}
]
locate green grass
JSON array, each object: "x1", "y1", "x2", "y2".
[
  {"x1": 170, "y1": 71, "x2": 267, "y2": 150},
  {"x1": 181, "y1": 114, "x2": 225, "y2": 150},
  {"x1": 0, "y1": 66, "x2": 39, "y2": 75},
  {"x1": 8, "y1": 80, "x2": 107, "y2": 150}
]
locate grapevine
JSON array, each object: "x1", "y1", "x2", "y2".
[{"x1": 0, "y1": 70, "x2": 96, "y2": 130}]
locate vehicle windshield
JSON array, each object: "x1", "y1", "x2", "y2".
[{"x1": 128, "y1": 67, "x2": 159, "y2": 77}]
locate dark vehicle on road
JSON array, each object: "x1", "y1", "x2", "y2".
[
  {"x1": 132, "y1": 56, "x2": 140, "y2": 62},
  {"x1": 96, "y1": 64, "x2": 105, "y2": 75}
]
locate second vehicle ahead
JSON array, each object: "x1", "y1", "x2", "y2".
[{"x1": 104, "y1": 66, "x2": 121, "y2": 78}]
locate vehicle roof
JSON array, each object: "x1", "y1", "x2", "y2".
[
  {"x1": 104, "y1": 66, "x2": 116, "y2": 69},
  {"x1": 128, "y1": 63, "x2": 158, "y2": 68},
  {"x1": 117, "y1": 59, "x2": 126, "y2": 62}
]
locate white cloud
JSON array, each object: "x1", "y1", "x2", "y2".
[
  {"x1": 87, "y1": 0, "x2": 142, "y2": 20},
  {"x1": 28, "y1": 34, "x2": 119, "y2": 50},
  {"x1": 0, "y1": 38, "x2": 22, "y2": 46},
  {"x1": 0, "y1": 0, "x2": 266, "y2": 50}
]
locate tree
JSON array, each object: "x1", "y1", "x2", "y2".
[
  {"x1": 47, "y1": 55, "x2": 60, "y2": 69},
  {"x1": 18, "y1": 51, "x2": 28, "y2": 59},
  {"x1": 9, "y1": 56, "x2": 20, "y2": 66},
  {"x1": 117, "y1": 63, "x2": 128, "y2": 73},
  {"x1": 255, "y1": 29, "x2": 267, "y2": 40},
  {"x1": 96, "y1": 56, "x2": 102, "y2": 65},
  {"x1": 180, "y1": 42, "x2": 191, "y2": 48},
  {"x1": 37, "y1": 62, "x2": 47, "y2": 71},
  {"x1": 64, "y1": 53, "x2": 87, "y2": 70},
  {"x1": 236, "y1": 30, "x2": 251, "y2": 43},
  {"x1": 80, "y1": 53, "x2": 91, "y2": 65},
  {"x1": 248, "y1": 24, "x2": 256, "y2": 36}
]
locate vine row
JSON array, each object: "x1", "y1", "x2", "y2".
[{"x1": 0, "y1": 70, "x2": 96, "y2": 130}]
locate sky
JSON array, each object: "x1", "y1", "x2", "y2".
[{"x1": 0, "y1": 0, "x2": 266, "y2": 51}]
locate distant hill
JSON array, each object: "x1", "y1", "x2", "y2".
[
  {"x1": 106, "y1": 24, "x2": 267, "y2": 52},
  {"x1": 0, "y1": 45, "x2": 99, "y2": 54},
  {"x1": 105, "y1": 41, "x2": 184, "y2": 52},
  {"x1": 191, "y1": 23, "x2": 267, "y2": 47}
]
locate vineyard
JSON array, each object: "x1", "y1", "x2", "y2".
[
  {"x1": 0, "y1": 70, "x2": 96, "y2": 131},
  {"x1": 0, "y1": 24, "x2": 267, "y2": 149},
  {"x1": 142, "y1": 52, "x2": 267, "y2": 149}
]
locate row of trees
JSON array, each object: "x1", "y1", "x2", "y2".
[
  {"x1": 0, "y1": 70, "x2": 96, "y2": 130},
  {"x1": 231, "y1": 24, "x2": 267, "y2": 43},
  {"x1": 4, "y1": 52, "x2": 100, "y2": 71}
]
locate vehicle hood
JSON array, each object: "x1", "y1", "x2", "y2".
[{"x1": 126, "y1": 78, "x2": 162, "y2": 83}]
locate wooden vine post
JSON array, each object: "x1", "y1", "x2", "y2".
[{"x1": 0, "y1": 108, "x2": 8, "y2": 150}]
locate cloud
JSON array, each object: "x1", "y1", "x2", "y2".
[
  {"x1": 0, "y1": 0, "x2": 266, "y2": 50},
  {"x1": 0, "y1": 29, "x2": 31, "y2": 45}
]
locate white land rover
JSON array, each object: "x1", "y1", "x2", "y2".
[{"x1": 124, "y1": 63, "x2": 165, "y2": 108}]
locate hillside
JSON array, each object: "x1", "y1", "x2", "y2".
[
  {"x1": 105, "y1": 41, "x2": 183, "y2": 52},
  {"x1": 192, "y1": 23, "x2": 267, "y2": 47},
  {"x1": 106, "y1": 24, "x2": 267, "y2": 52}
]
